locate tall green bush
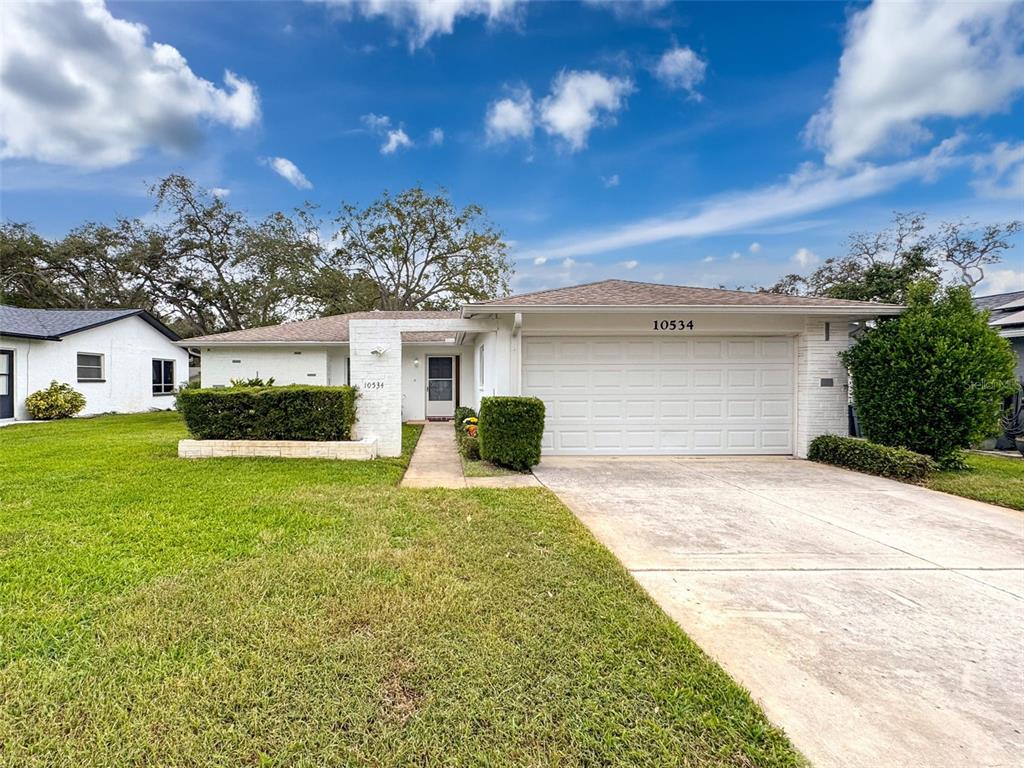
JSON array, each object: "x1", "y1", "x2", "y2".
[
  {"x1": 25, "y1": 381, "x2": 86, "y2": 419},
  {"x1": 841, "y1": 282, "x2": 1016, "y2": 467},
  {"x1": 177, "y1": 385, "x2": 358, "y2": 441},
  {"x1": 478, "y1": 396, "x2": 545, "y2": 470}
]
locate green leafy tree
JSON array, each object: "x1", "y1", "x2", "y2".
[
  {"x1": 328, "y1": 186, "x2": 512, "y2": 310},
  {"x1": 841, "y1": 282, "x2": 1017, "y2": 468}
]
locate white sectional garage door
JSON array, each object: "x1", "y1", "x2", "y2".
[{"x1": 523, "y1": 336, "x2": 795, "y2": 455}]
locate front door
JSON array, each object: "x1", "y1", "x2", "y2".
[
  {"x1": 0, "y1": 350, "x2": 13, "y2": 419},
  {"x1": 426, "y1": 356, "x2": 455, "y2": 419}
]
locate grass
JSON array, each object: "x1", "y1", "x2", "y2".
[
  {"x1": 926, "y1": 453, "x2": 1024, "y2": 510},
  {"x1": 461, "y1": 454, "x2": 525, "y2": 477},
  {"x1": 0, "y1": 413, "x2": 803, "y2": 767}
]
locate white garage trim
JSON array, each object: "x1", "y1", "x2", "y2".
[{"x1": 523, "y1": 335, "x2": 796, "y2": 455}]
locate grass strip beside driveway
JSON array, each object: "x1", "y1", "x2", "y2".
[
  {"x1": 0, "y1": 413, "x2": 802, "y2": 767},
  {"x1": 926, "y1": 453, "x2": 1024, "y2": 510}
]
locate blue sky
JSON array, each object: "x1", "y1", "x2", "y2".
[{"x1": 2, "y1": 0, "x2": 1022, "y2": 295}]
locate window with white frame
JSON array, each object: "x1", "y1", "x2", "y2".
[
  {"x1": 152, "y1": 359, "x2": 175, "y2": 395},
  {"x1": 76, "y1": 353, "x2": 104, "y2": 382},
  {"x1": 477, "y1": 345, "x2": 485, "y2": 388}
]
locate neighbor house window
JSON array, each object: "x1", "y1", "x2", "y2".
[
  {"x1": 77, "y1": 353, "x2": 104, "y2": 382},
  {"x1": 477, "y1": 345, "x2": 485, "y2": 388},
  {"x1": 152, "y1": 359, "x2": 175, "y2": 395}
]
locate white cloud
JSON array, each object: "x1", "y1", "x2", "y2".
[
  {"x1": 0, "y1": 0, "x2": 259, "y2": 169},
  {"x1": 361, "y1": 113, "x2": 414, "y2": 154},
  {"x1": 320, "y1": 0, "x2": 522, "y2": 50},
  {"x1": 748, "y1": 241, "x2": 762, "y2": 254},
  {"x1": 428, "y1": 127, "x2": 445, "y2": 145},
  {"x1": 978, "y1": 268, "x2": 1024, "y2": 295},
  {"x1": 792, "y1": 247, "x2": 818, "y2": 268},
  {"x1": 602, "y1": 174, "x2": 621, "y2": 188},
  {"x1": 361, "y1": 113, "x2": 392, "y2": 132},
  {"x1": 561, "y1": 257, "x2": 576, "y2": 269},
  {"x1": 532, "y1": 256, "x2": 547, "y2": 265},
  {"x1": 381, "y1": 128, "x2": 413, "y2": 154},
  {"x1": 729, "y1": 251, "x2": 741, "y2": 260},
  {"x1": 539, "y1": 70, "x2": 633, "y2": 151},
  {"x1": 972, "y1": 141, "x2": 1024, "y2": 200},
  {"x1": 618, "y1": 259, "x2": 638, "y2": 270},
  {"x1": 265, "y1": 157, "x2": 312, "y2": 189},
  {"x1": 702, "y1": 255, "x2": 715, "y2": 263},
  {"x1": 485, "y1": 88, "x2": 535, "y2": 144},
  {"x1": 807, "y1": 1, "x2": 1024, "y2": 166},
  {"x1": 210, "y1": 187, "x2": 231, "y2": 198},
  {"x1": 653, "y1": 46, "x2": 707, "y2": 99},
  {"x1": 514, "y1": 136, "x2": 966, "y2": 262}
]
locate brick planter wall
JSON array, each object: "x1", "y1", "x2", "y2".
[{"x1": 178, "y1": 438, "x2": 377, "y2": 460}]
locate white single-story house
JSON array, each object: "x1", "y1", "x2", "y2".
[
  {"x1": 182, "y1": 280, "x2": 902, "y2": 458},
  {"x1": 0, "y1": 305, "x2": 188, "y2": 421}
]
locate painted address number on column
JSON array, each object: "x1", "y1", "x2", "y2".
[
  {"x1": 652, "y1": 320, "x2": 695, "y2": 330},
  {"x1": 362, "y1": 381, "x2": 385, "y2": 390}
]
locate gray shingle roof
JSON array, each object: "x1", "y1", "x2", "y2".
[
  {"x1": 467, "y1": 279, "x2": 902, "y2": 309},
  {"x1": 185, "y1": 310, "x2": 460, "y2": 344},
  {"x1": 975, "y1": 290, "x2": 1024, "y2": 313},
  {"x1": 0, "y1": 305, "x2": 179, "y2": 341}
]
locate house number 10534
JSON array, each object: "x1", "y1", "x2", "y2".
[{"x1": 652, "y1": 319, "x2": 695, "y2": 330}]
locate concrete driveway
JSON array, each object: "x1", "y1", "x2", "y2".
[{"x1": 533, "y1": 456, "x2": 1024, "y2": 768}]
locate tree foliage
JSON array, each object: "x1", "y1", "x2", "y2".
[
  {"x1": 841, "y1": 282, "x2": 1017, "y2": 467},
  {"x1": 762, "y1": 212, "x2": 1021, "y2": 302},
  {"x1": 328, "y1": 187, "x2": 512, "y2": 310},
  {"x1": 1, "y1": 178, "x2": 512, "y2": 336}
]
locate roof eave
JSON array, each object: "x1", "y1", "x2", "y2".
[
  {"x1": 0, "y1": 331, "x2": 63, "y2": 341},
  {"x1": 178, "y1": 339, "x2": 350, "y2": 347},
  {"x1": 462, "y1": 303, "x2": 905, "y2": 318}
]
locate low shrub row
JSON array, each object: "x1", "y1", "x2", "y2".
[
  {"x1": 808, "y1": 434, "x2": 936, "y2": 481},
  {"x1": 479, "y1": 396, "x2": 545, "y2": 471},
  {"x1": 25, "y1": 381, "x2": 86, "y2": 420},
  {"x1": 177, "y1": 385, "x2": 358, "y2": 441}
]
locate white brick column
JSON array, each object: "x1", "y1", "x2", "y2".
[
  {"x1": 795, "y1": 318, "x2": 850, "y2": 457},
  {"x1": 349, "y1": 322, "x2": 403, "y2": 456}
]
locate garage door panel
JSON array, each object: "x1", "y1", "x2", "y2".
[{"x1": 524, "y1": 336, "x2": 794, "y2": 455}]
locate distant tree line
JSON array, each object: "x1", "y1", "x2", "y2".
[
  {"x1": 1, "y1": 176, "x2": 513, "y2": 337},
  {"x1": 758, "y1": 212, "x2": 1022, "y2": 304}
]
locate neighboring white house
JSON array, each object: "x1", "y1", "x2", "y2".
[
  {"x1": 182, "y1": 280, "x2": 902, "y2": 459},
  {"x1": 0, "y1": 306, "x2": 188, "y2": 421},
  {"x1": 976, "y1": 291, "x2": 1024, "y2": 380}
]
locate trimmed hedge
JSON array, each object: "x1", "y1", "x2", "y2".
[
  {"x1": 177, "y1": 385, "x2": 358, "y2": 441},
  {"x1": 479, "y1": 396, "x2": 545, "y2": 471},
  {"x1": 808, "y1": 434, "x2": 936, "y2": 482}
]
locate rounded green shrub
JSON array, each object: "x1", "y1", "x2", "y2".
[
  {"x1": 841, "y1": 282, "x2": 1017, "y2": 469},
  {"x1": 25, "y1": 381, "x2": 86, "y2": 420},
  {"x1": 478, "y1": 396, "x2": 545, "y2": 471}
]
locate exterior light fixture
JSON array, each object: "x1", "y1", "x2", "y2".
[{"x1": 370, "y1": 347, "x2": 387, "y2": 357}]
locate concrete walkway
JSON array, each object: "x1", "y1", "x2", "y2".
[
  {"x1": 401, "y1": 421, "x2": 543, "y2": 489},
  {"x1": 401, "y1": 421, "x2": 466, "y2": 488},
  {"x1": 534, "y1": 456, "x2": 1024, "y2": 768}
]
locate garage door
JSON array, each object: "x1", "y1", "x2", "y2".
[{"x1": 522, "y1": 336, "x2": 794, "y2": 455}]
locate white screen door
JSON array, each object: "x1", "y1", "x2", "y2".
[{"x1": 426, "y1": 356, "x2": 455, "y2": 419}]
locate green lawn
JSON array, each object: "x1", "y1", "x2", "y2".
[
  {"x1": 926, "y1": 453, "x2": 1024, "y2": 510},
  {"x1": 0, "y1": 413, "x2": 802, "y2": 767},
  {"x1": 461, "y1": 454, "x2": 525, "y2": 477}
]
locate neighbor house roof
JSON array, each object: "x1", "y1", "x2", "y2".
[
  {"x1": 462, "y1": 279, "x2": 904, "y2": 316},
  {"x1": 974, "y1": 290, "x2": 1024, "y2": 313},
  {"x1": 183, "y1": 310, "x2": 460, "y2": 345},
  {"x1": 0, "y1": 305, "x2": 180, "y2": 341}
]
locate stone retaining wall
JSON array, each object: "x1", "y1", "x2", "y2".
[{"x1": 178, "y1": 438, "x2": 377, "y2": 460}]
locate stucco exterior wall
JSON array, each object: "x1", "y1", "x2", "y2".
[
  {"x1": 198, "y1": 345, "x2": 333, "y2": 387},
  {"x1": 1, "y1": 316, "x2": 189, "y2": 420}
]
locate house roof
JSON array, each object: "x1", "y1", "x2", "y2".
[
  {"x1": 992, "y1": 309, "x2": 1024, "y2": 328},
  {"x1": 974, "y1": 290, "x2": 1024, "y2": 312},
  {"x1": 183, "y1": 310, "x2": 460, "y2": 344},
  {"x1": 0, "y1": 305, "x2": 180, "y2": 341},
  {"x1": 463, "y1": 279, "x2": 904, "y2": 315}
]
